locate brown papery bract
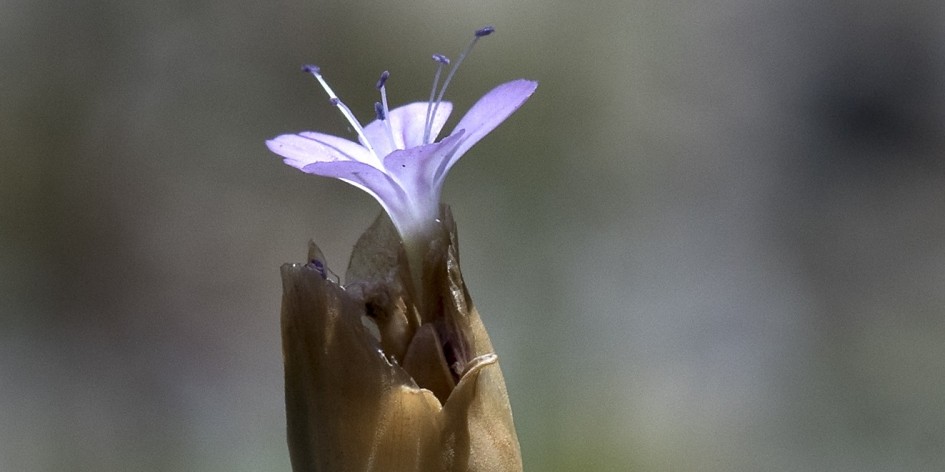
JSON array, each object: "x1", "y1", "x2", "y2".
[{"x1": 280, "y1": 207, "x2": 522, "y2": 472}]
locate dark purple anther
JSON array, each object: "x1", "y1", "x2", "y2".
[
  {"x1": 301, "y1": 64, "x2": 321, "y2": 74},
  {"x1": 475, "y1": 25, "x2": 495, "y2": 37},
  {"x1": 374, "y1": 102, "x2": 385, "y2": 120},
  {"x1": 432, "y1": 54, "x2": 450, "y2": 65},
  {"x1": 329, "y1": 97, "x2": 340, "y2": 106},
  {"x1": 376, "y1": 70, "x2": 390, "y2": 90},
  {"x1": 309, "y1": 259, "x2": 327, "y2": 278}
]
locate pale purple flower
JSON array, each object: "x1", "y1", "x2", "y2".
[{"x1": 267, "y1": 27, "x2": 537, "y2": 245}]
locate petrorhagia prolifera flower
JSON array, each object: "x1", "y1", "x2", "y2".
[
  {"x1": 270, "y1": 26, "x2": 535, "y2": 472},
  {"x1": 267, "y1": 26, "x2": 537, "y2": 273}
]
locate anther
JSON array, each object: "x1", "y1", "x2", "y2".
[
  {"x1": 474, "y1": 25, "x2": 495, "y2": 37},
  {"x1": 376, "y1": 70, "x2": 390, "y2": 90},
  {"x1": 309, "y1": 259, "x2": 327, "y2": 279},
  {"x1": 374, "y1": 102, "x2": 385, "y2": 121},
  {"x1": 301, "y1": 64, "x2": 321, "y2": 74},
  {"x1": 432, "y1": 54, "x2": 451, "y2": 65}
]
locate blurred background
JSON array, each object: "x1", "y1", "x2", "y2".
[{"x1": 3, "y1": 0, "x2": 945, "y2": 470}]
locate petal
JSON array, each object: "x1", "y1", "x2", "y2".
[
  {"x1": 300, "y1": 159, "x2": 409, "y2": 221},
  {"x1": 383, "y1": 130, "x2": 466, "y2": 197},
  {"x1": 362, "y1": 114, "x2": 405, "y2": 158},
  {"x1": 362, "y1": 102, "x2": 453, "y2": 156},
  {"x1": 267, "y1": 133, "x2": 372, "y2": 170},
  {"x1": 298, "y1": 131, "x2": 374, "y2": 164},
  {"x1": 300, "y1": 159, "x2": 399, "y2": 198},
  {"x1": 435, "y1": 80, "x2": 538, "y2": 183}
]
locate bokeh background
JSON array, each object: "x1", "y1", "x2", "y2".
[{"x1": 4, "y1": 0, "x2": 945, "y2": 470}]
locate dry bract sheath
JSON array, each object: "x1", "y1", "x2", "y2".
[{"x1": 281, "y1": 210, "x2": 521, "y2": 471}]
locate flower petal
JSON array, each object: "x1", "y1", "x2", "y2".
[
  {"x1": 361, "y1": 118, "x2": 404, "y2": 158},
  {"x1": 435, "y1": 80, "x2": 538, "y2": 183},
  {"x1": 266, "y1": 133, "x2": 372, "y2": 170},
  {"x1": 383, "y1": 130, "x2": 466, "y2": 197},
  {"x1": 298, "y1": 132, "x2": 374, "y2": 164},
  {"x1": 362, "y1": 102, "x2": 453, "y2": 156},
  {"x1": 300, "y1": 159, "x2": 408, "y2": 220}
]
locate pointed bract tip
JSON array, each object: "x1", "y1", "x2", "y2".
[{"x1": 475, "y1": 25, "x2": 495, "y2": 37}]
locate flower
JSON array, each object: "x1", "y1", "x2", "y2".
[
  {"x1": 266, "y1": 27, "x2": 537, "y2": 249},
  {"x1": 271, "y1": 26, "x2": 534, "y2": 472}
]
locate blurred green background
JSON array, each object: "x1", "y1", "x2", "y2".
[{"x1": 3, "y1": 0, "x2": 945, "y2": 470}]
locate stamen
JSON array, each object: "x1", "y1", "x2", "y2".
[
  {"x1": 374, "y1": 102, "x2": 385, "y2": 120},
  {"x1": 303, "y1": 65, "x2": 381, "y2": 164},
  {"x1": 422, "y1": 54, "x2": 450, "y2": 144},
  {"x1": 425, "y1": 26, "x2": 495, "y2": 144},
  {"x1": 376, "y1": 71, "x2": 398, "y2": 151}
]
